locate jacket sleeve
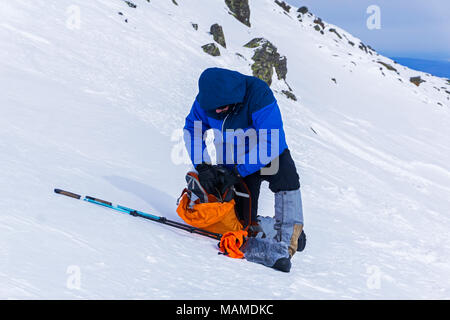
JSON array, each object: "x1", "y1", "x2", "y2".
[
  {"x1": 236, "y1": 99, "x2": 288, "y2": 177},
  {"x1": 183, "y1": 100, "x2": 211, "y2": 166}
]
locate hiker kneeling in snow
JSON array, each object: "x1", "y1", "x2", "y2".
[{"x1": 183, "y1": 67, "x2": 305, "y2": 272}]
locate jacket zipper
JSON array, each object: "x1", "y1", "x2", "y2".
[{"x1": 221, "y1": 112, "x2": 231, "y2": 135}]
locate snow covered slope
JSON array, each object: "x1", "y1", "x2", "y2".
[{"x1": 1, "y1": 0, "x2": 449, "y2": 299}]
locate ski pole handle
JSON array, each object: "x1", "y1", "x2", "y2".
[{"x1": 54, "y1": 189, "x2": 81, "y2": 200}]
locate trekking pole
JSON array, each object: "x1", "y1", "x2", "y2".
[{"x1": 54, "y1": 189, "x2": 222, "y2": 240}]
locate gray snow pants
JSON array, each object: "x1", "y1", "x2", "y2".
[{"x1": 237, "y1": 149, "x2": 304, "y2": 268}]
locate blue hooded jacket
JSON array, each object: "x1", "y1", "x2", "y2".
[{"x1": 184, "y1": 68, "x2": 288, "y2": 177}]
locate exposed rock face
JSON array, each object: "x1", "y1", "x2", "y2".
[
  {"x1": 313, "y1": 18, "x2": 325, "y2": 34},
  {"x1": 297, "y1": 6, "x2": 308, "y2": 14},
  {"x1": 274, "y1": 0, "x2": 291, "y2": 12},
  {"x1": 244, "y1": 38, "x2": 265, "y2": 49},
  {"x1": 410, "y1": 76, "x2": 426, "y2": 87},
  {"x1": 275, "y1": 56, "x2": 287, "y2": 81},
  {"x1": 359, "y1": 42, "x2": 374, "y2": 55},
  {"x1": 282, "y1": 90, "x2": 297, "y2": 101},
  {"x1": 244, "y1": 38, "x2": 285, "y2": 85},
  {"x1": 124, "y1": 1, "x2": 137, "y2": 8},
  {"x1": 244, "y1": 38, "x2": 296, "y2": 100},
  {"x1": 329, "y1": 28, "x2": 342, "y2": 39},
  {"x1": 202, "y1": 43, "x2": 221, "y2": 56},
  {"x1": 314, "y1": 18, "x2": 325, "y2": 30},
  {"x1": 191, "y1": 23, "x2": 198, "y2": 31},
  {"x1": 377, "y1": 61, "x2": 398, "y2": 73},
  {"x1": 210, "y1": 24, "x2": 226, "y2": 48},
  {"x1": 225, "y1": 0, "x2": 251, "y2": 27}
]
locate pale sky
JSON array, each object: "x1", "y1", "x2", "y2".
[{"x1": 286, "y1": 0, "x2": 450, "y2": 60}]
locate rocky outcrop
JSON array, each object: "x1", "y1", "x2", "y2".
[
  {"x1": 210, "y1": 24, "x2": 226, "y2": 48},
  {"x1": 296, "y1": 6, "x2": 308, "y2": 22},
  {"x1": 274, "y1": 0, "x2": 291, "y2": 12},
  {"x1": 359, "y1": 42, "x2": 368, "y2": 53},
  {"x1": 244, "y1": 38, "x2": 283, "y2": 85},
  {"x1": 124, "y1": 1, "x2": 137, "y2": 8},
  {"x1": 314, "y1": 18, "x2": 325, "y2": 30},
  {"x1": 282, "y1": 90, "x2": 297, "y2": 101},
  {"x1": 202, "y1": 43, "x2": 221, "y2": 56},
  {"x1": 377, "y1": 61, "x2": 398, "y2": 73},
  {"x1": 410, "y1": 76, "x2": 426, "y2": 87},
  {"x1": 225, "y1": 0, "x2": 251, "y2": 27},
  {"x1": 329, "y1": 28, "x2": 342, "y2": 39},
  {"x1": 313, "y1": 18, "x2": 325, "y2": 34},
  {"x1": 275, "y1": 56, "x2": 287, "y2": 81},
  {"x1": 244, "y1": 38, "x2": 296, "y2": 100},
  {"x1": 297, "y1": 6, "x2": 308, "y2": 14},
  {"x1": 191, "y1": 23, "x2": 198, "y2": 31}
]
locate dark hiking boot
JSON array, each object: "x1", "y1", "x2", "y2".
[{"x1": 272, "y1": 257, "x2": 291, "y2": 273}]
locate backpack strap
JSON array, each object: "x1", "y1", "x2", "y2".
[{"x1": 186, "y1": 171, "x2": 209, "y2": 203}]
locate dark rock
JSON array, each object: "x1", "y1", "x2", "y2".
[
  {"x1": 123, "y1": 1, "x2": 136, "y2": 8},
  {"x1": 274, "y1": 0, "x2": 291, "y2": 12},
  {"x1": 244, "y1": 38, "x2": 287, "y2": 86},
  {"x1": 172, "y1": 0, "x2": 178, "y2": 5},
  {"x1": 210, "y1": 24, "x2": 226, "y2": 48},
  {"x1": 275, "y1": 56, "x2": 287, "y2": 81},
  {"x1": 243, "y1": 37, "x2": 265, "y2": 48},
  {"x1": 297, "y1": 6, "x2": 308, "y2": 14},
  {"x1": 359, "y1": 42, "x2": 368, "y2": 53},
  {"x1": 191, "y1": 23, "x2": 198, "y2": 30},
  {"x1": 225, "y1": 0, "x2": 251, "y2": 27},
  {"x1": 329, "y1": 28, "x2": 342, "y2": 39},
  {"x1": 202, "y1": 43, "x2": 221, "y2": 56},
  {"x1": 348, "y1": 41, "x2": 355, "y2": 46},
  {"x1": 282, "y1": 90, "x2": 297, "y2": 101},
  {"x1": 410, "y1": 76, "x2": 426, "y2": 87},
  {"x1": 235, "y1": 53, "x2": 246, "y2": 60},
  {"x1": 377, "y1": 61, "x2": 398, "y2": 72},
  {"x1": 314, "y1": 18, "x2": 325, "y2": 30},
  {"x1": 331, "y1": 78, "x2": 337, "y2": 84}
]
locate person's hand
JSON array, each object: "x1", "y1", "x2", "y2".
[{"x1": 196, "y1": 163, "x2": 220, "y2": 195}]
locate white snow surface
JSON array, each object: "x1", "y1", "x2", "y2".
[{"x1": 1, "y1": 0, "x2": 450, "y2": 299}]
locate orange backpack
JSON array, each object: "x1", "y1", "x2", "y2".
[{"x1": 176, "y1": 171, "x2": 244, "y2": 235}]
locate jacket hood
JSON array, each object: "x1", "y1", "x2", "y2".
[{"x1": 197, "y1": 68, "x2": 247, "y2": 111}]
